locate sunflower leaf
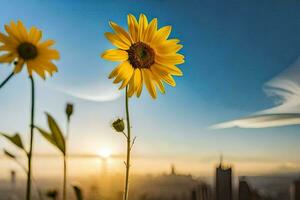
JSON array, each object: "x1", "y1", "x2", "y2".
[
  {"x1": 0, "y1": 132, "x2": 25, "y2": 151},
  {"x1": 35, "y1": 126, "x2": 57, "y2": 148},
  {"x1": 73, "y1": 185, "x2": 83, "y2": 200},
  {"x1": 3, "y1": 149, "x2": 16, "y2": 159},
  {"x1": 46, "y1": 113, "x2": 65, "y2": 155}
]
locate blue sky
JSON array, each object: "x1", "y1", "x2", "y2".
[{"x1": 0, "y1": 0, "x2": 300, "y2": 175}]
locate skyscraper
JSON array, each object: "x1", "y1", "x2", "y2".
[
  {"x1": 215, "y1": 156, "x2": 232, "y2": 200},
  {"x1": 239, "y1": 177, "x2": 252, "y2": 200},
  {"x1": 238, "y1": 177, "x2": 263, "y2": 200}
]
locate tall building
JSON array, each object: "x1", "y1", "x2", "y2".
[
  {"x1": 239, "y1": 177, "x2": 252, "y2": 200},
  {"x1": 215, "y1": 156, "x2": 232, "y2": 200},
  {"x1": 238, "y1": 177, "x2": 263, "y2": 200},
  {"x1": 290, "y1": 179, "x2": 300, "y2": 200},
  {"x1": 191, "y1": 183, "x2": 213, "y2": 200}
]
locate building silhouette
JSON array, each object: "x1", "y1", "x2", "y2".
[
  {"x1": 135, "y1": 165, "x2": 210, "y2": 200},
  {"x1": 191, "y1": 183, "x2": 213, "y2": 200},
  {"x1": 239, "y1": 177, "x2": 252, "y2": 200},
  {"x1": 239, "y1": 177, "x2": 264, "y2": 200},
  {"x1": 290, "y1": 179, "x2": 300, "y2": 200},
  {"x1": 215, "y1": 156, "x2": 232, "y2": 200}
]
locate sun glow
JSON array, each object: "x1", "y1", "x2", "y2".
[{"x1": 98, "y1": 147, "x2": 112, "y2": 159}]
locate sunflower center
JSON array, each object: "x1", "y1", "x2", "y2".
[
  {"x1": 127, "y1": 42, "x2": 155, "y2": 69},
  {"x1": 17, "y1": 42, "x2": 38, "y2": 60}
]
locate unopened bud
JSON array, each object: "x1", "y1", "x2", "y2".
[
  {"x1": 66, "y1": 103, "x2": 74, "y2": 120},
  {"x1": 112, "y1": 118, "x2": 125, "y2": 132}
]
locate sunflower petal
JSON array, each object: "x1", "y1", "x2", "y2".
[
  {"x1": 152, "y1": 63, "x2": 183, "y2": 76},
  {"x1": 0, "y1": 45, "x2": 14, "y2": 51},
  {"x1": 138, "y1": 14, "x2": 148, "y2": 42},
  {"x1": 101, "y1": 49, "x2": 128, "y2": 62},
  {"x1": 155, "y1": 54, "x2": 185, "y2": 65},
  {"x1": 135, "y1": 69, "x2": 144, "y2": 97},
  {"x1": 136, "y1": 80, "x2": 143, "y2": 97},
  {"x1": 39, "y1": 49, "x2": 60, "y2": 60},
  {"x1": 109, "y1": 21, "x2": 132, "y2": 45},
  {"x1": 17, "y1": 20, "x2": 28, "y2": 41},
  {"x1": 113, "y1": 61, "x2": 133, "y2": 84},
  {"x1": 35, "y1": 59, "x2": 58, "y2": 75},
  {"x1": 44, "y1": 63, "x2": 57, "y2": 75},
  {"x1": 127, "y1": 76, "x2": 135, "y2": 97},
  {"x1": 0, "y1": 53, "x2": 16, "y2": 63},
  {"x1": 155, "y1": 40, "x2": 183, "y2": 55},
  {"x1": 28, "y1": 27, "x2": 42, "y2": 44},
  {"x1": 109, "y1": 64, "x2": 122, "y2": 79},
  {"x1": 0, "y1": 32, "x2": 18, "y2": 46},
  {"x1": 105, "y1": 32, "x2": 130, "y2": 50},
  {"x1": 27, "y1": 60, "x2": 46, "y2": 79},
  {"x1": 133, "y1": 68, "x2": 142, "y2": 91},
  {"x1": 127, "y1": 14, "x2": 139, "y2": 42},
  {"x1": 0, "y1": 33, "x2": 10, "y2": 43},
  {"x1": 38, "y1": 40, "x2": 55, "y2": 49},
  {"x1": 119, "y1": 63, "x2": 134, "y2": 89},
  {"x1": 144, "y1": 18, "x2": 157, "y2": 43},
  {"x1": 153, "y1": 78, "x2": 165, "y2": 94},
  {"x1": 142, "y1": 69, "x2": 157, "y2": 99},
  {"x1": 152, "y1": 26, "x2": 172, "y2": 44},
  {"x1": 5, "y1": 23, "x2": 21, "y2": 42},
  {"x1": 162, "y1": 74, "x2": 176, "y2": 87},
  {"x1": 151, "y1": 65, "x2": 176, "y2": 87}
]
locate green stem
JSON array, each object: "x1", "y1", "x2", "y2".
[
  {"x1": 123, "y1": 86, "x2": 131, "y2": 200},
  {"x1": 63, "y1": 155, "x2": 67, "y2": 200},
  {"x1": 63, "y1": 118, "x2": 70, "y2": 200},
  {"x1": 0, "y1": 71, "x2": 14, "y2": 89},
  {"x1": 26, "y1": 76, "x2": 35, "y2": 200},
  {"x1": 13, "y1": 159, "x2": 43, "y2": 200},
  {"x1": 66, "y1": 118, "x2": 70, "y2": 140}
]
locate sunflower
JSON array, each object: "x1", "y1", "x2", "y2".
[
  {"x1": 0, "y1": 20, "x2": 59, "y2": 79},
  {"x1": 101, "y1": 14, "x2": 184, "y2": 98}
]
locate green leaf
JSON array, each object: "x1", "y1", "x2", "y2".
[
  {"x1": 0, "y1": 132, "x2": 25, "y2": 151},
  {"x1": 3, "y1": 149, "x2": 16, "y2": 159},
  {"x1": 46, "y1": 113, "x2": 65, "y2": 154},
  {"x1": 73, "y1": 185, "x2": 83, "y2": 200},
  {"x1": 35, "y1": 127, "x2": 57, "y2": 148}
]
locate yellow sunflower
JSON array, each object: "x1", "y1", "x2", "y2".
[
  {"x1": 101, "y1": 14, "x2": 184, "y2": 98},
  {"x1": 0, "y1": 20, "x2": 59, "y2": 79}
]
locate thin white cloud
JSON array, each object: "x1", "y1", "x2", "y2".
[
  {"x1": 60, "y1": 87, "x2": 122, "y2": 102},
  {"x1": 211, "y1": 113, "x2": 300, "y2": 129},
  {"x1": 212, "y1": 56, "x2": 300, "y2": 129},
  {"x1": 46, "y1": 82, "x2": 122, "y2": 102}
]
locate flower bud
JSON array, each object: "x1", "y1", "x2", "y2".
[
  {"x1": 112, "y1": 118, "x2": 125, "y2": 132},
  {"x1": 66, "y1": 103, "x2": 74, "y2": 120}
]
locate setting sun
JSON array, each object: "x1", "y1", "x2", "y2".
[{"x1": 98, "y1": 147, "x2": 112, "y2": 159}]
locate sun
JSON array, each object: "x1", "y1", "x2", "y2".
[{"x1": 98, "y1": 147, "x2": 112, "y2": 159}]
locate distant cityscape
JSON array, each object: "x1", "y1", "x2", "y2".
[
  {"x1": 1, "y1": 157, "x2": 300, "y2": 200},
  {"x1": 133, "y1": 159, "x2": 300, "y2": 200}
]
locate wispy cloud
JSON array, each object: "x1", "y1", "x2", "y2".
[
  {"x1": 46, "y1": 81, "x2": 122, "y2": 102},
  {"x1": 212, "y1": 56, "x2": 300, "y2": 129},
  {"x1": 58, "y1": 87, "x2": 122, "y2": 102}
]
